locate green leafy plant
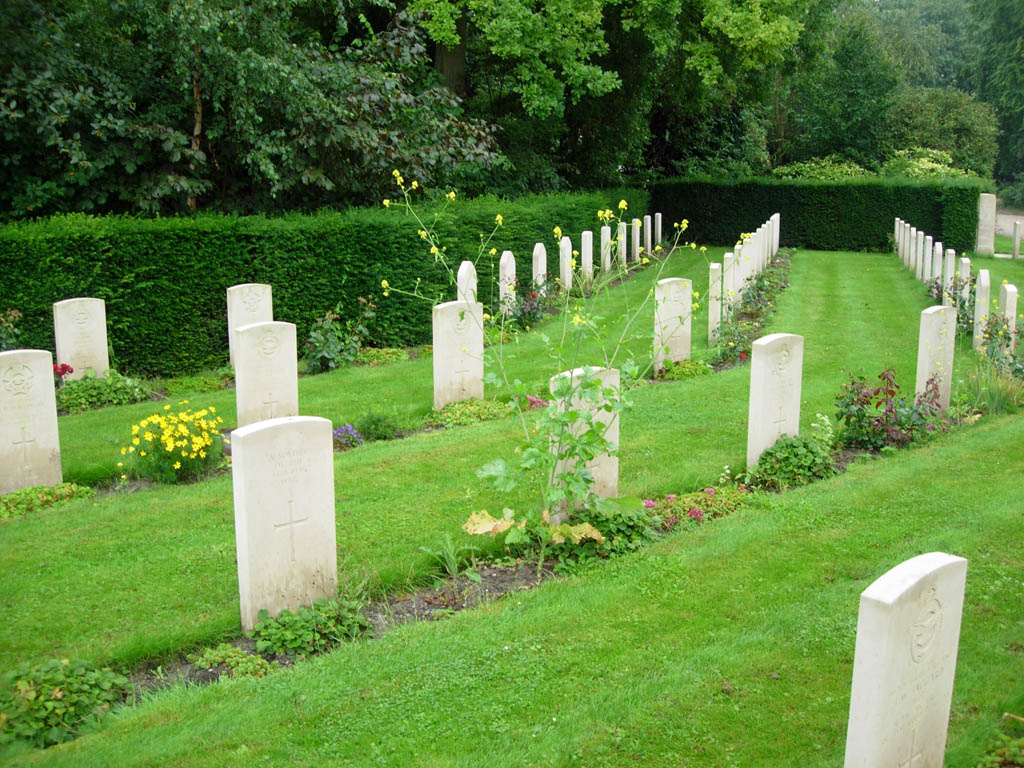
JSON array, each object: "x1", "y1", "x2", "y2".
[
  {"x1": 747, "y1": 436, "x2": 836, "y2": 491},
  {"x1": 648, "y1": 486, "x2": 747, "y2": 531},
  {"x1": 962, "y1": 358, "x2": 1024, "y2": 416},
  {"x1": 419, "y1": 533, "x2": 480, "y2": 580},
  {"x1": 0, "y1": 658, "x2": 129, "y2": 748},
  {"x1": 656, "y1": 359, "x2": 713, "y2": 381},
  {"x1": 304, "y1": 297, "x2": 376, "y2": 374},
  {"x1": 0, "y1": 308, "x2": 22, "y2": 351},
  {"x1": 1, "y1": 483, "x2": 95, "y2": 521},
  {"x1": 974, "y1": 727, "x2": 1024, "y2": 768},
  {"x1": 55, "y1": 370, "x2": 154, "y2": 414},
  {"x1": 834, "y1": 369, "x2": 940, "y2": 450},
  {"x1": 247, "y1": 598, "x2": 371, "y2": 659},
  {"x1": 354, "y1": 410, "x2": 400, "y2": 441},
  {"x1": 355, "y1": 347, "x2": 409, "y2": 366},
  {"x1": 186, "y1": 644, "x2": 276, "y2": 680},
  {"x1": 119, "y1": 402, "x2": 225, "y2": 484},
  {"x1": 423, "y1": 399, "x2": 510, "y2": 428}
]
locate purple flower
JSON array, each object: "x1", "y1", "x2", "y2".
[{"x1": 643, "y1": 499, "x2": 656, "y2": 508}]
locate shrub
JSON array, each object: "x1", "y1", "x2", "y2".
[
  {"x1": 303, "y1": 297, "x2": 376, "y2": 374},
  {"x1": 962, "y1": 359, "x2": 1024, "y2": 416},
  {"x1": 423, "y1": 399, "x2": 510, "y2": 428},
  {"x1": 0, "y1": 659, "x2": 129, "y2": 748},
  {"x1": 0, "y1": 309, "x2": 21, "y2": 351},
  {"x1": 247, "y1": 599, "x2": 370, "y2": 659},
  {"x1": 355, "y1": 347, "x2": 409, "y2": 366},
  {"x1": 186, "y1": 644, "x2": 276, "y2": 680},
  {"x1": 1, "y1": 483, "x2": 95, "y2": 521},
  {"x1": 656, "y1": 359, "x2": 713, "y2": 381},
  {"x1": 834, "y1": 369, "x2": 940, "y2": 450},
  {"x1": 975, "y1": 731, "x2": 1024, "y2": 767},
  {"x1": 120, "y1": 403, "x2": 225, "y2": 484},
  {"x1": 55, "y1": 370, "x2": 154, "y2": 414},
  {"x1": 354, "y1": 410, "x2": 400, "y2": 441},
  {"x1": 880, "y1": 148, "x2": 975, "y2": 180},
  {"x1": 771, "y1": 155, "x2": 869, "y2": 180},
  {"x1": 748, "y1": 436, "x2": 836, "y2": 491}
]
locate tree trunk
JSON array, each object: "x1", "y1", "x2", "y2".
[
  {"x1": 188, "y1": 45, "x2": 202, "y2": 211},
  {"x1": 433, "y1": 12, "x2": 467, "y2": 96}
]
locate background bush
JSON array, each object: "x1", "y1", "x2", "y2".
[
  {"x1": 650, "y1": 176, "x2": 991, "y2": 253},
  {"x1": 0, "y1": 189, "x2": 647, "y2": 376}
]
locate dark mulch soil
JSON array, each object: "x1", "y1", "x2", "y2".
[{"x1": 833, "y1": 447, "x2": 874, "y2": 473}]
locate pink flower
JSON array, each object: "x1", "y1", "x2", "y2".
[
  {"x1": 688, "y1": 508, "x2": 704, "y2": 522},
  {"x1": 643, "y1": 499, "x2": 656, "y2": 508},
  {"x1": 704, "y1": 487, "x2": 716, "y2": 495},
  {"x1": 525, "y1": 395, "x2": 549, "y2": 410},
  {"x1": 665, "y1": 494, "x2": 677, "y2": 501}
]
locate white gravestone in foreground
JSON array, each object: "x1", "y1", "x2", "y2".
[
  {"x1": 600, "y1": 226, "x2": 612, "y2": 272},
  {"x1": 975, "y1": 192, "x2": 996, "y2": 255},
  {"x1": 654, "y1": 212, "x2": 662, "y2": 246},
  {"x1": 653, "y1": 278, "x2": 692, "y2": 373},
  {"x1": 746, "y1": 333, "x2": 803, "y2": 468},
  {"x1": 1001, "y1": 283, "x2": 1018, "y2": 352},
  {"x1": 232, "y1": 416, "x2": 338, "y2": 632},
  {"x1": 227, "y1": 283, "x2": 273, "y2": 369},
  {"x1": 580, "y1": 230, "x2": 594, "y2": 288},
  {"x1": 549, "y1": 366, "x2": 619, "y2": 501},
  {"x1": 53, "y1": 298, "x2": 110, "y2": 380},
  {"x1": 708, "y1": 263, "x2": 722, "y2": 345},
  {"x1": 631, "y1": 218, "x2": 641, "y2": 262},
  {"x1": 532, "y1": 243, "x2": 547, "y2": 293},
  {"x1": 643, "y1": 214, "x2": 652, "y2": 258},
  {"x1": 235, "y1": 321, "x2": 299, "y2": 429},
  {"x1": 973, "y1": 269, "x2": 991, "y2": 350},
  {"x1": 432, "y1": 300, "x2": 484, "y2": 410},
  {"x1": 499, "y1": 251, "x2": 516, "y2": 316},
  {"x1": 617, "y1": 222, "x2": 627, "y2": 266},
  {"x1": 844, "y1": 552, "x2": 967, "y2": 768},
  {"x1": 915, "y1": 306, "x2": 956, "y2": 412},
  {"x1": 0, "y1": 350, "x2": 63, "y2": 495},
  {"x1": 559, "y1": 236, "x2": 573, "y2": 291}
]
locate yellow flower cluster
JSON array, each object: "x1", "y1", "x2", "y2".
[
  {"x1": 121, "y1": 401, "x2": 224, "y2": 483},
  {"x1": 553, "y1": 225, "x2": 563, "y2": 241},
  {"x1": 597, "y1": 208, "x2": 615, "y2": 224}
]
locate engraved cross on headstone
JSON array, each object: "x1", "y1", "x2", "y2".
[
  {"x1": 451, "y1": 366, "x2": 471, "y2": 395},
  {"x1": 262, "y1": 392, "x2": 278, "y2": 419},
  {"x1": 12, "y1": 425, "x2": 36, "y2": 472},
  {"x1": 771, "y1": 403, "x2": 788, "y2": 437},
  {"x1": 898, "y1": 729, "x2": 926, "y2": 768},
  {"x1": 274, "y1": 499, "x2": 309, "y2": 562}
]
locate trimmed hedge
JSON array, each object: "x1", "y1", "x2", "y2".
[
  {"x1": 0, "y1": 190, "x2": 647, "y2": 376},
  {"x1": 650, "y1": 176, "x2": 993, "y2": 253}
]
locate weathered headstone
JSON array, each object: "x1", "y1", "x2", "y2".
[
  {"x1": 53, "y1": 298, "x2": 110, "y2": 380},
  {"x1": 581, "y1": 230, "x2": 594, "y2": 288},
  {"x1": 909, "y1": 227, "x2": 918, "y2": 273},
  {"x1": 894, "y1": 218, "x2": 901, "y2": 254},
  {"x1": 975, "y1": 192, "x2": 996, "y2": 255},
  {"x1": 1000, "y1": 283, "x2": 1018, "y2": 351},
  {"x1": 709, "y1": 263, "x2": 722, "y2": 345},
  {"x1": 549, "y1": 366, "x2": 619, "y2": 500},
  {"x1": 600, "y1": 226, "x2": 612, "y2": 272},
  {"x1": 533, "y1": 243, "x2": 547, "y2": 293},
  {"x1": 746, "y1": 333, "x2": 803, "y2": 468},
  {"x1": 722, "y1": 252, "x2": 736, "y2": 318},
  {"x1": 654, "y1": 213, "x2": 663, "y2": 247},
  {"x1": 942, "y1": 249, "x2": 956, "y2": 306},
  {"x1": 457, "y1": 260, "x2": 478, "y2": 304},
  {"x1": 235, "y1": 321, "x2": 299, "y2": 429},
  {"x1": 433, "y1": 300, "x2": 484, "y2": 410},
  {"x1": 915, "y1": 306, "x2": 956, "y2": 412},
  {"x1": 231, "y1": 415, "x2": 338, "y2": 632},
  {"x1": 499, "y1": 251, "x2": 516, "y2": 316},
  {"x1": 903, "y1": 223, "x2": 912, "y2": 268},
  {"x1": 932, "y1": 241, "x2": 943, "y2": 286},
  {"x1": 0, "y1": 350, "x2": 62, "y2": 495},
  {"x1": 843, "y1": 552, "x2": 968, "y2": 768},
  {"x1": 617, "y1": 222, "x2": 627, "y2": 266},
  {"x1": 653, "y1": 278, "x2": 692, "y2": 373},
  {"x1": 923, "y1": 235, "x2": 933, "y2": 282},
  {"x1": 734, "y1": 243, "x2": 746, "y2": 304},
  {"x1": 631, "y1": 218, "x2": 641, "y2": 262},
  {"x1": 959, "y1": 257, "x2": 971, "y2": 303},
  {"x1": 772, "y1": 213, "x2": 781, "y2": 256},
  {"x1": 973, "y1": 269, "x2": 990, "y2": 350},
  {"x1": 1014, "y1": 221, "x2": 1021, "y2": 260},
  {"x1": 227, "y1": 283, "x2": 273, "y2": 369},
  {"x1": 916, "y1": 231, "x2": 926, "y2": 282},
  {"x1": 559, "y1": 235, "x2": 573, "y2": 291},
  {"x1": 643, "y1": 214, "x2": 653, "y2": 259}
]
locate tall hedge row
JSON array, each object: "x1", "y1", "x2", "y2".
[
  {"x1": 0, "y1": 190, "x2": 647, "y2": 376},
  {"x1": 649, "y1": 177, "x2": 992, "y2": 253}
]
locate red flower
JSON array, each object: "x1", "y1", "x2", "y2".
[
  {"x1": 530, "y1": 292, "x2": 537, "y2": 298},
  {"x1": 739, "y1": 351, "x2": 747, "y2": 361}
]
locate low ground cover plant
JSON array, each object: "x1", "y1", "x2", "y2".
[
  {"x1": 0, "y1": 483, "x2": 95, "y2": 521},
  {"x1": 186, "y1": 644, "x2": 276, "y2": 680},
  {"x1": 0, "y1": 659, "x2": 129, "y2": 748},
  {"x1": 247, "y1": 599, "x2": 371, "y2": 659},
  {"x1": 748, "y1": 436, "x2": 836, "y2": 491},
  {"x1": 355, "y1": 347, "x2": 408, "y2": 366},
  {"x1": 120, "y1": 402, "x2": 224, "y2": 484},
  {"x1": 423, "y1": 398, "x2": 511, "y2": 428},
  {"x1": 655, "y1": 359, "x2": 712, "y2": 381},
  {"x1": 56, "y1": 369, "x2": 154, "y2": 414}
]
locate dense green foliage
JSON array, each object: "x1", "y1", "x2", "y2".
[
  {"x1": 0, "y1": 189, "x2": 646, "y2": 375},
  {"x1": 0, "y1": 483, "x2": 95, "y2": 521},
  {"x1": 55, "y1": 371, "x2": 154, "y2": 414},
  {"x1": 650, "y1": 176, "x2": 989, "y2": 252},
  {"x1": 247, "y1": 599, "x2": 371, "y2": 658},
  {"x1": 748, "y1": 436, "x2": 836, "y2": 491}
]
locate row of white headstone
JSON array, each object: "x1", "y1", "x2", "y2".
[
  {"x1": 894, "y1": 217, "x2": 1018, "y2": 356},
  {"x1": 707, "y1": 214, "x2": 781, "y2": 346}
]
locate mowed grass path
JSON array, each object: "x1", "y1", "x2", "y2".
[
  {"x1": 11, "y1": 409, "x2": 1024, "y2": 767},
  {"x1": 3, "y1": 246, "x2": 1021, "y2": 671}
]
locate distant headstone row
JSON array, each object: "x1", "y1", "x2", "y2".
[{"x1": 708, "y1": 213, "x2": 781, "y2": 346}]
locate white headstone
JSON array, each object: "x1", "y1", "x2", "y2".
[
  {"x1": 975, "y1": 192, "x2": 996, "y2": 255},
  {"x1": 654, "y1": 213, "x2": 662, "y2": 246},
  {"x1": 643, "y1": 214, "x2": 653, "y2": 258},
  {"x1": 915, "y1": 231, "x2": 926, "y2": 282},
  {"x1": 457, "y1": 260, "x2": 478, "y2": 304},
  {"x1": 532, "y1": 243, "x2": 547, "y2": 293},
  {"x1": 617, "y1": 222, "x2": 627, "y2": 266},
  {"x1": 734, "y1": 244, "x2": 745, "y2": 304},
  {"x1": 0, "y1": 350, "x2": 62, "y2": 495},
  {"x1": 959, "y1": 257, "x2": 971, "y2": 303},
  {"x1": 923, "y1": 236, "x2": 933, "y2": 282},
  {"x1": 559, "y1": 236, "x2": 573, "y2": 291},
  {"x1": 600, "y1": 226, "x2": 612, "y2": 272},
  {"x1": 973, "y1": 269, "x2": 990, "y2": 350},
  {"x1": 1000, "y1": 283, "x2": 1018, "y2": 352},
  {"x1": 227, "y1": 283, "x2": 273, "y2": 369},
  {"x1": 932, "y1": 241, "x2": 943, "y2": 285},
  {"x1": 909, "y1": 227, "x2": 918, "y2": 273},
  {"x1": 722, "y1": 252, "x2": 736, "y2": 318},
  {"x1": 631, "y1": 218, "x2": 641, "y2": 262},
  {"x1": 231, "y1": 415, "x2": 338, "y2": 633},
  {"x1": 549, "y1": 366, "x2": 619, "y2": 500},
  {"x1": 432, "y1": 300, "x2": 484, "y2": 410},
  {"x1": 915, "y1": 306, "x2": 956, "y2": 412},
  {"x1": 903, "y1": 224, "x2": 912, "y2": 268},
  {"x1": 499, "y1": 251, "x2": 516, "y2": 316},
  {"x1": 654, "y1": 278, "x2": 692, "y2": 373},
  {"x1": 709, "y1": 263, "x2": 722, "y2": 345},
  {"x1": 1014, "y1": 220, "x2": 1021, "y2": 260},
  {"x1": 581, "y1": 230, "x2": 594, "y2": 288},
  {"x1": 52, "y1": 298, "x2": 110, "y2": 380},
  {"x1": 772, "y1": 213, "x2": 781, "y2": 256},
  {"x1": 235, "y1": 321, "x2": 299, "y2": 429},
  {"x1": 942, "y1": 249, "x2": 956, "y2": 306},
  {"x1": 746, "y1": 333, "x2": 803, "y2": 468},
  {"x1": 843, "y1": 552, "x2": 968, "y2": 768}
]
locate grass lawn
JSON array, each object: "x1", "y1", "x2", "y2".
[{"x1": 2, "y1": 244, "x2": 1022, "y2": 766}]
